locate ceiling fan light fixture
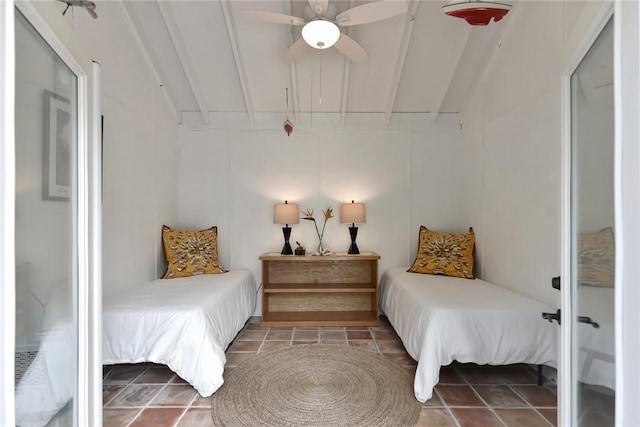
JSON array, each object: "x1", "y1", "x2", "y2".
[
  {"x1": 442, "y1": 1, "x2": 511, "y2": 26},
  {"x1": 301, "y1": 19, "x2": 340, "y2": 49}
]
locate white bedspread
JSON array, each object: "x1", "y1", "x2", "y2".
[
  {"x1": 379, "y1": 267, "x2": 557, "y2": 402},
  {"x1": 103, "y1": 270, "x2": 256, "y2": 396},
  {"x1": 16, "y1": 270, "x2": 256, "y2": 427}
]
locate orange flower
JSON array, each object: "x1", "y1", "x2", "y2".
[
  {"x1": 301, "y1": 206, "x2": 333, "y2": 249},
  {"x1": 323, "y1": 207, "x2": 334, "y2": 220}
]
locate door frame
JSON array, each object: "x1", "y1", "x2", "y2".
[
  {"x1": 0, "y1": 2, "x2": 102, "y2": 425},
  {"x1": 613, "y1": 1, "x2": 640, "y2": 426},
  {"x1": 560, "y1": 2, "x2": 614, "y2": 426},
  {"x1": 558, "y1": 2, "x2": 617, "y2": 426},
  {"x1": 0, "y1": 1, "x2": 16, "y2": 425},
  {"x1": 560, "y1": 1, "x2": 640, "y2": 426}
]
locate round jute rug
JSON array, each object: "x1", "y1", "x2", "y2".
[{"x1": 211, "y1": 344, "x2": 420, "y2": 427}]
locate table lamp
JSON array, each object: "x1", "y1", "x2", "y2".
[
  {"x1": 274, "y1": 201, "x2": 299, "y2": 255},
  {"x1": 340, "y1": 200, "x2": 366, "y2": 254}
]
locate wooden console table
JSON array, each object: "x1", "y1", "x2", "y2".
[{"x1": 259, "y1": 252, "x2": 381, "y2": 327}]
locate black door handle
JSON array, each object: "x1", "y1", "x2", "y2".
[
  {"x1": 542, "y1": 309, "x2": 561, "y2": 325},
  {"x1": 551, "y1": 276, "x2": 561, "y2": 290},
  {"x1": 577, "y1": 316, "x2": 600, "y2": 328},
  {"x1": 541, "y1": 310, "x2": 600, "y2": 328}
]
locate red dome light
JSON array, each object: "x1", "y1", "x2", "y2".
[{"x1": 442, "y1": 1, "x2": 512, "y2": 26}]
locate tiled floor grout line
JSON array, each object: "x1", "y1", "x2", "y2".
[
  {"x1": 505, "y1": 383, "x2": 556, "y2": 427},
  {"x1": 436, "y1": 388, "x2": 463, "y2": 427},
  {"x1": 124, "y1": 382, "x2": 170, "y2": 427},
  {"x1": 171, "y1": 392, "x2": 200, "y2": 427},
  {"x1": 103, "y1": 384, "x2": 126, "y2": 407},
  {"x1": 103, "y1": 365, "x2": 151, "y2": 408},
  {"x1": 530, "y1": 407, "x2": 556, "y2": 427},
  {"x1": 467, "y1": 383, "x2": 510, "y2": 427},
  {"x1": 184, "y1": 389, "x2": 199, "y2": 410}
]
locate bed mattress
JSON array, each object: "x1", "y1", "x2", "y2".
[{"x1": 379, "y1": 267, "x2": 557, "y2": 402}]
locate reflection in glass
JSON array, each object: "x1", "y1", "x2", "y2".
[
  {"x1": 570, "y1": 17, "x2": 615, "y2": 426},
  {"x1": 14, "y1": 9, "x2": 77, "y2": 427}
]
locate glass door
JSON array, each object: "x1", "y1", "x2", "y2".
[
  {"x1": 569, "y1": 17, "x2": 615, "y2": 426},
  {"x1": 13, "y1": 8, "x2": 79, "y2": 427}
]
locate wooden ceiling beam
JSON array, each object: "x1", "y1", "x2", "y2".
[
  {"x1": 426, "y1": 25, "x2": 472, "y2": 126},
  {"x1": 339, "y1": 0, "x2": 356, "y2": 126},
  {"x1": 460, "y1": 11, "x2": 513, "y2": 117},
  {"x1": 157, "y1": 1, "x2": 210, "y2": 125},
  {"x1": 119, "y1": 1, "x2": 182, "y2": 123},
  {"x1": 221, "y1": 0, "x2": 256, "y2": 125},
  {"x1": 285, "y1": 0, "x2": 300, "y2": 125},
  {"x1": 384, "y1": 0, "x2": 420, "y2": 125}
]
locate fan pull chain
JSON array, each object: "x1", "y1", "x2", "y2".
[
  {"x1": 319, "y1": 55, "x2": 322, "y2": 105},
  {"x1": 285, "y1": 87, "x2": 290, "y2": 120},
  {"x1": 310, "y1": 73, "x2": 313, "y2": 129}
]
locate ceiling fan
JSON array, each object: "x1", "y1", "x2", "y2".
[
  {"x1": 238, "y1": 0, "x2": 408, "y2": 63},
  {"x1": 56, "y1": 0, "x2": 98, "y2": 19}
]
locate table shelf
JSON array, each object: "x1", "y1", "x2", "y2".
[{"x1": 259, "y1": 253, "x2": 380, "y2": 327}]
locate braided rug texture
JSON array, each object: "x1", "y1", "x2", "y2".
[{"x1": 211, "y1": 344, "x2": 420, "y2": 426}]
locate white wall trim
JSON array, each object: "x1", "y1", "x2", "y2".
[
  {"x1": 0, "y1": 1, "x2": 16, "y2": 426},
  {"x1": 89, "y1": 60, "x2": 103, "y2": 427},
  {"x1": 614, "y1": 1, "x2": 640, "y2": 425}
]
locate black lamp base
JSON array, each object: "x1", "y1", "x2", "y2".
[
  {"x1": 348, "y1": 226, "x2": 360, "y2": 255},
  {"x1": 281, "y1": 226, "x2": 293, "y2": 255}
]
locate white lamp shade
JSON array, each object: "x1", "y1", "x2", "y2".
[
  {"x1": 340, "y1": 202, "x2": 366, "y2": 224},
  {"x1": 274, "y1": 202, "x2": 299, "y2": 225},
  {"x1": 301, "y1": 19, "x2": 340, "y2": 49}
]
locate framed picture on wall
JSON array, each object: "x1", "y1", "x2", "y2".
[{"x1": 43, "y1": 90, "x2": 71, "y2": 201}]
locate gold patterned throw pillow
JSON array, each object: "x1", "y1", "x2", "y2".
[
  {"x1": 579, "y1": 227, "x2": 615, "y2": 287},
  {"x1": 408, "y1": 226, "x2": 475, "y2": 279},
  {"x1": 161, "y1": 225, "x2": 227, "y2": 279}
]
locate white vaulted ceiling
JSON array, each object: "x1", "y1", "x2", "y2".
[{"x1": 118, "y1": 0, "x2": 511, "y2": 126}]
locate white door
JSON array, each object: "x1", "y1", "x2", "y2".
[
  {"x1": 561, "y1": 1, "x2": 640, "y2": 425},
  {"x1": 0, "y1": 2, "x2": 102, "y2": 426},
  {"x1": 13, "y1": 8, "x2": 81, "y2": 425},
  {"x1": 568, "y1": 16, "x2": 616, "y2": 426}
]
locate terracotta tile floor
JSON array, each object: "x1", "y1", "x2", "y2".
[{"x1": 103, "y1": 317, "x2": 558, "y2": 427}]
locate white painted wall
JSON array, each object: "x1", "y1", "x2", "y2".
[
  {"x1": 460, "y1": 0, "x2": 594, "y2": 309},
  {"x1": 178, "y1": 114, "x2": 466, "y2": 314},
  {"x1": 23, "y1": 0, "x2": 179, "y2": 298}
]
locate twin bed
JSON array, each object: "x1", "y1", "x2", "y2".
[
  {"x1": 380, "y1": 267, "x2": 558, "y2": 403},
  {"x1": 102, "y1": 270, "x2": 257, "y2": 396},
  {"x1": 16, "y1": 270, "x2": 257, "y2": 427}
]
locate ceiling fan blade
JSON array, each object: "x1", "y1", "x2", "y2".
[
  {"x1": 284, "y1": 38, "x2": 312, "y2": 63},
  {"x1": 307, "y1": 0, "x2": 329, "y2": 16},
  {"x1": 81, "y1": 0, "x2": 97, "y2": 18},
  {"x1": 236, "y1": 10, "x2": 305, "y2": 26},
  {"x1": 335, "y1": 0, "x2": 408, "y2": 27},
  {"x1": 334, "y1": 34, "x2": 368, "y2": 63},
  {"x1": 85, "y1": 7, "x2": 97, "y2": 19}
]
